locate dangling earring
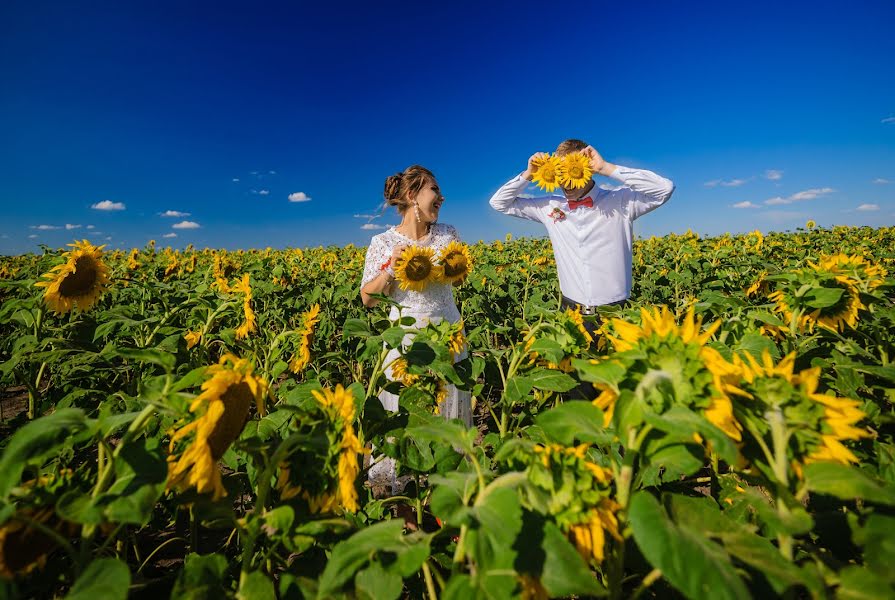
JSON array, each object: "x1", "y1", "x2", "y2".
[{"x1": 414, "y1": 204, "x2": 421, "y2": 224}]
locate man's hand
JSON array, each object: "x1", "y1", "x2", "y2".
[
  {"x1": 583, "y1": 145, "x2": 615, "y2": 177},
  {"x1": 522, "y1": 152, "x2": 549, "y2": 181}
]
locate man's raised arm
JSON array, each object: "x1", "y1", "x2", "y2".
[{"x1": 488, "y1": 152, "x2": 550, "y2": 223}]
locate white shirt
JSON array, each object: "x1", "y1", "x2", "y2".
[{"x1": 489, "y1": 166, "x2": 674, "y2": 306}]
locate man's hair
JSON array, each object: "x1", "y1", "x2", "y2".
[{"x1": 556, "y1": 139, "x2": 588, "y2": 156}]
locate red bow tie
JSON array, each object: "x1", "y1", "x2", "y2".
[{"x1": 568, "y1": 196, "x2": 593, "y2": 210}]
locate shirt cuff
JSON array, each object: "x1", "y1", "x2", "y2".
[{"x1": 608, "y1": 166, "x2": 628, "y2": 181}]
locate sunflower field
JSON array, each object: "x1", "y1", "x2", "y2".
[{"x1": 1, "y1": 225, "x2": 894, "y2": 600}]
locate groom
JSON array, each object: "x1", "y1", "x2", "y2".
[{"x1": 489, "y1": 139, "x2": 674, "y2": 321}]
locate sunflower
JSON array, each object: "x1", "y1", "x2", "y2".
[
  {"x1": 394, "y1": 246, "x2": 441, "y2": 292},
  {"x1": 127, "y1": 248, "x2": 140, "y2": 270},
  {"x1": 167, "y1": 354, "x2": 268, "y2": 500},
  {"x1": 732, "y1": 350, "x2": 871, "y2": 480},
  {"x1": 309, "y1": 385, "x2": 363, "y2": 513},
  {"x1": 390, "y1": 357, "x2": 421, "y2": 386},
  {"x1": 290, "y1": 304, "x2": 321, "y2": 373},
  {"x1": 568, "y1": 500, "x2": 623, "y2": 564},
  {"x1": 437, "y1": 241, "x2": 472, "y2": 284},
  {"x1": 518, "y1": 574, "x2": 549, "y2": 600},
  {"x1": 35, "y1": 240, "x2": 111, "y2": 314},
  {"x1": 531, "y1": 155, "x2": 562, "y2": 192},
  {"x1": 604, "y1": 306, "x2": 744, "y2": 441},
  {"x1": 184, "y1": 330, "x2": 202, "y2": 350},
  {"x1": 557, "y1": 152, "x2": 594, "y2": 190},
  {"x1": 745, "y1": 271, "x2": 768, "y2": 297},
  {"x1": 447, "y1": 321, "x2": 466, "y2": 360},
  {"x1": 231, "y1": 274, "x2": 257, "y2": 339},
  {"x1": 0, "y1": 508, "x2": 77, "y2": 579}
]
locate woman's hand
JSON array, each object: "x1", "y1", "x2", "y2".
[{"x1": 390, "y1": 244, "x2": 408, "y2": 263}]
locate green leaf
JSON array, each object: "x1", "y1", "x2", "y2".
[
  {"x1": 171, "y1": 553, "x2": 229, "y2": 600},
  {"x1": 514, "y1": 511, "x2": 605, "y2": 597},
  {"x1": 836, "y1": 566, "x2": 895, "y2": 600},
  {"x1": 528, "y1": 367, "x2": 577, "y2": 392},
  {"x1": 113, "y1": 346, "x2": 176, "y2": 372},
  {"x1": 666, "y1": 495, "x2": 813, "y2": 595},
  {"x1": 317, "y1": 520, "x2": 406, "y2": 597},
  {"x1": 803, "y1": 287, "x2": 844, "y2": 309},
  {"x1": 356, "y1": 562, "x2": 402, "y2": 600},
  {"x1": 504, "y1": 375, "x2": 534, "y2": 404},
  {"x1": 644, "y1": 406, "x2": 739, "y2": 466},
  {"x1": 101, "y1": 439, "x2": 168, "y2": 525},
  {"x1": 629, "y1": 492, "x2": 751, "y2": 600},
  {"x1": 733, "y1": 332, "x2": 780, "y2": 361},
  {"x1": 0, "y1": 408, "x2": 91, "y2": 499},
  {"x1": 571, "y1": 358, "x2": 626, "y2": 385},
  {"x1": 65, "y1": 558, "x2": 130, "y2": 600},
  {"x1": 534, "y1": 402, "x2": 611, "y2": 445},
  {"x1": 381, "y1": 326, "x2": 407, "y2": 349},
  {"x1": 804, "y1": 463, "x2": 895, "y2": 506},
  {"x1": 236, "y1": 571, "x2": 276, "y2": 600},
  {"x1": 343, "y1": 318, "x2": 373, "y2": 338},
  {"x1": 853, "y1": 514, "x2": 895, "y2": 580}
]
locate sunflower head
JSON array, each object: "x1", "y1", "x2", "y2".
[
  {"x1": 557, "y1": 152, "x2": 594, "y2": 190},
  {"x1": 290, "y1": 304, "x2": 321, "y2": 373},
  {"x1": 531, "y1": 155, "x2": 562, "y2": 192},
  {"x1": 731, "y1": 350, "x2": 871, "y2": 482},
  {"x1": 394, "y1": 245, "x2": 441, "y2": 292},
  {"x1": 438, "y1": 241, "x2": 472, "y2": 284},
  {"x1": 601, "y1": 306, "x2": 743, "y2": 439},
  {"x1": 0, "y1": 508, "x2": 78, "y2": 579},
  {"x1": 35, "y1": 240, "x2": 111, "y2": 314},
  {"x1": 167, "y1": 354, "x2": 269, "y2": 500}
]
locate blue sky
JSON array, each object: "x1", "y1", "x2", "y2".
[{"x1": 2, "y1": 0, "x2": 894, "y2": 254}]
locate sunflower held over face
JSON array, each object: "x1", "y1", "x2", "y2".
[
  {"x1": 437, "y1": 241, "x2": 472, "y2": 284},
  {"x1": 35, "y1": 240, "x2": 111, "y2": 314},
  {"x1": 557, "y1": 152, "x2": 594, "y2": 190},
  {"x1": 168, "y1": 354, "x2": 268, "y2": 500},
  {"x1": 394, "y1": 245, "x2": 441, "y2": 292},
  {"x1": 531, "y1": 155, "x2": 562, "y2": 192}
]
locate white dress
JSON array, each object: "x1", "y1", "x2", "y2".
[{"x1": 361, "y1": 223, "x2": 473, "y2": 493}]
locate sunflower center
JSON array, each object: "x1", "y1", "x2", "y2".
[
  {"x1": 207, "y1": 382, "x2": 253, "y2": 459},
  {"x1": 443, "y1": 253, "x2": 468, "y2": 277},
  {"x1": 405, "y1": 256, "x2": 432, "y2": 281},
  {"x1": 569, "y1": 166, "x2": 583, "y2": 178},
  {"x1": 58, "y1": 256, "x2": 98, "y2": 298}
]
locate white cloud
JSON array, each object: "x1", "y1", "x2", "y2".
[
  {"x1": 250, "y1": 171, "x2": 258, "y2": 175},
  {"x1": 163, "y1": 232, "x2": 178, "y2": 238},
  {"x1": 258, "y1": 189, "x2": 270, "y2": 196},
  {"x1": 353, "y1": 213, "x2": 381, "y2": 219},
  {"x1": 705, "y1": 178, "x2": 749, "y2": 188},
  {"x1": 856, "y1": 203, "x2": 880, "y2": 211},
  {"x1": 172, "y1": 221, "x2": 201, "y2": 229},
  {"x1": 765, "y1": 169, "x2": 783, "y2": 181},
  {"x1": 89, "y1": 231, "x2": 104, "y2": 236},
  {"x1": 28, "y1": 234, "x2": 39, "y2": 239},
  {"x1": 269, "y1": 170, "x2": 276, "y2": 175},
  {"x1": 873, "y1": 178, "x2": 891, "y2": 184},
  {"x1": 91, "y1": 200, "x2": 126, "y2": 211},
  {"x1": 232, "y1": 178, "x2": 240, "y2": 182},
  {"x1": 86, "y1": 224, "x2": 95, "y2": 229},
  {"x1": 289, "y1": 192, "x2": 312, "y2": 203},
  {"x1": 65, "y1": 224, "x2": 81, "y2": 230},
  {"x1": 761, "y1": 187, "x2": 835, "y2": 205},
  {"x1": 732, "y1": 201, "x2": 761, "y2": 209},
  {"x1": 160, "y1": 210, "x2": 191, "y2": 218},
  {"x1": 790, "y1": 187, "x2": 834, "y2": 201},
  {"x1": 30, "y1": 224, "x2": 61, "y2": 230},
  {"x1": 882, "y1": 116, "x2": 895, "y2": 124},
  {"x1": 360, "y1": 223, "x2": 386, "y2": 230}
]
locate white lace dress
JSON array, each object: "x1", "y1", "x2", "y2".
[{"x1": 361, "y1": 223, "x2": 473, "y2": 493}]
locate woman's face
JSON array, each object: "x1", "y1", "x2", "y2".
[{"x1": 411, "y1": 180, "x2": 444, "y2": 223}]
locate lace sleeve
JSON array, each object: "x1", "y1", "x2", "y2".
[
  {"x1": 443, "y1": 223, "x2": 461, "y2": 243},
  {"x1": 361, "y1": 235, "x2": 390, "y2": 288}
]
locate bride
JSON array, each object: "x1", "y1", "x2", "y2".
[{"x1": 360, "y1": 165, "x2": 472, "y2": 494}]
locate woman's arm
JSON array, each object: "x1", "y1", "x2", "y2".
[
  {"x1": 361, "y1": 268, "x2": 395, "y2": 307},
  {"x1": 359, "y1": 238, "x2": 406, "y2": 308}
]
